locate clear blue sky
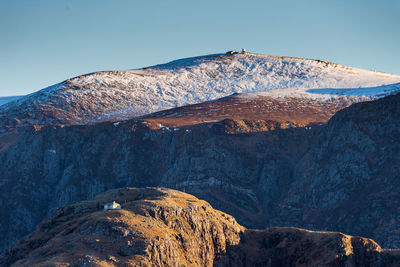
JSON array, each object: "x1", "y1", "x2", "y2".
[{"x1": 0, "y1": 0, "x2": 399, "y2": 96}]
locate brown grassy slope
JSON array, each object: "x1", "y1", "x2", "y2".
[
  {"x1": 141, "y1": 94, "x2": 358, "y2": 131},
  {"x1": 0, "y1": 188, "x2": 243, "y2": 267},
  {"x1": 2, "y1": 188, "x2": 400, "y2": 267}
]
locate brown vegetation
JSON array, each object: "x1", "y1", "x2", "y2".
[
  {"x1": 141, "y1": 94, "x2": 354, "y2": 131},
  {"x1": 2, "y1": 188, "x2": 400, "y2": 267}
]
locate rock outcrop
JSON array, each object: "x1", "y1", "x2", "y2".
[
  {"x1": 215, "y1": 227, "x2": 400, "y2": 267},
  {"x1": 0, "y1": 188, "x2": 243, "y2": 267},
  {"x1": 2, "y1": 188, "x2": 400, "y2": 267}
]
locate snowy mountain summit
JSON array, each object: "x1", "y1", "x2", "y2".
[{"x1": 1, "y1": 51, "x2": 400, "y2": 129}]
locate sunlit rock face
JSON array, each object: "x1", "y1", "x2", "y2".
[
  {"x1": 0, "y1": 188, "x2": 244, "y2": 266},
  {"x1": 2, "y1": 188, "x2": 400, "y2": 267}
]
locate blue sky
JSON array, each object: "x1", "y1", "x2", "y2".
[{"x1": 0, "y1": 0, "x2": 399, "y2": 96}]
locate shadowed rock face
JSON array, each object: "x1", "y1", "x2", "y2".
[
  {"x1": 0, "y1": 111, "x2": 317, "y2": 252},
  {"x1": 2, "y1": 188, "x2": 400, "y2": 267},
  {"x1": 0, "y1": 93, "x2": 400, "y2": 252},
  {"x1": 215, "y1": 227, "x2": 400, "y2": 267},
  {"x1": 274, "y1": 93, "x2": 400, "y2": 248}
]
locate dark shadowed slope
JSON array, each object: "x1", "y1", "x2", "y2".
[{"x1": 276, "y1": 92, "x2": 400, "y2": 248}]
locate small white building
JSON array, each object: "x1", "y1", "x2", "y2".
[
  {"x1": 104, "y1": 201, "x2": 121, "y2": 210},
  {"x1": 241, "y1": 48, "x2": 247, "y2": 54}
]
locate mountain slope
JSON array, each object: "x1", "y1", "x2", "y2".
[
  {"x1": 275, "y1": 92, "x2": 400, "y2": 248},
  {"x1": 0, "y1": 116, "x2": 310, "y2": 251},
  {"x1": 1, "y1": 52, "x2": 400, "y2": 253},
  {"x1": 1, "y1": 52, "x2": 400, "y2": 130},
  {"x1": 1, "y1": 92, "x2": 400, "y2": 252},
  {"x1": 141, "y1": 92, "x2": 359, "y2": 130},
  {"x1": 2, "y1": 188, "x2": 400, "y2": 267}
]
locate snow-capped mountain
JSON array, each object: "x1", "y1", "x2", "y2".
[{"x1": 1, "y1": 51, "x2": 400, "y2": 129}]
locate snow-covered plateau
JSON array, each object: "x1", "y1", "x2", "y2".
[{"x1": 1, "y1": 52, "x2": 400, "y2": 128}]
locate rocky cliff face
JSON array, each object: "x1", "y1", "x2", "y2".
[
  {"x1": 276, "y1": 93, "x2": 400, "y2": 248},
  {"x1": 2, "y1": 188, "x2": 400, "y2": 267},
  {"x1": 0, "y1": 114, "x2": 313, "y2": 251},
  {"x1": 215, "y1": 227, "x2": 400, "y2": 267},
  {"x1": 1, "y1": 93, "x2": 400, "y2": 252}
]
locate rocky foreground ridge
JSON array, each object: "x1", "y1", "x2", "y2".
[{"x1": 1, "y1": 187, "x2": 399, "y2": 267}]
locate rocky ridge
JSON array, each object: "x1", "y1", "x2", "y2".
[
  {"x1": 2, "y1": 188, "x2": 400, "y2": 267},
  {"x1": 1, "y1": 188, "x2": 243, "y2": 266},
  {"x1": 215, "y1": 227, "x2": 400, "y2": 267}
]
